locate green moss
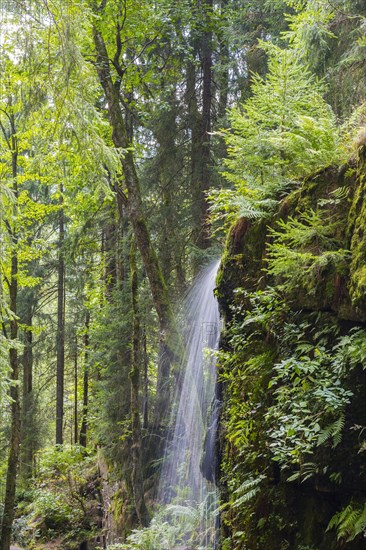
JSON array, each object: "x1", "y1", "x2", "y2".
[
  {"x1": 348, "y1": 145, "x2": 366, "y2": 310},
  {"x1": 218, "y1": 152, "x2": 366, "y2": 549},
  {"x1": 216, "y1": 218, "x2": 268, "y2": 318}
]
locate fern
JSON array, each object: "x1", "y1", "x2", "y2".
[
  {"x1": 208, "y1": 42, "x2": 341, "y2": 230},
  {"x1": 328, "y1": 502, "x2": 366, "y2": 542},
  {"x1": 317, "y1": 414, "x2": 345, "y2": 448},
  {"x1": 232, "y1": 475, "x2": 266, "y2": 507},
  {"x1": 318, "y1": 186, "x2": 350, "y2": 207},
  {"x1": 266, "y1": 209, "x2": 350, "y2": 294}
]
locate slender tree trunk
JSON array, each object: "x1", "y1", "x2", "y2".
[
  {"x1": 130, "y1": 243, "x2": 149, "y2": 526},
  {"x1": 217, "y1": 0, "x2": 229, "y2": 123},
  {"x1": 79, "y1": 312, "x2": 90, "y2": 448},
  {"x1": 103, "y1": 205, "x2": 117, "y2": 298},
  {"x1": 21, "y1": 301, "x2": 34, "y2": 480},
  {"x1": 0, "y1": 123, "x2": 21, "y2": 550},
  {"x1": 200, "y1": 0, "x2": 213, "y2": 247},
  {"x1": 142, "y1": 324, "x2": 149, "y2": 430},
  {"x1": 156, "y1": 91, "x2": 179, "y2": 286},
  {"x1": 92, "y1": 23, "x2": 174, "y2": 425},
  {"x1": 188, "y1": 0, "x2": 213, "y2": 263},
  {"x1": 216, "y1": 0, "x2": 229, "y2": 161},
  {"x1": 56, "y1": 186, "x2": 65, "y2": 445},
  {"x1": 74, "y1": 338, "x2": 78, "y2": 444}
]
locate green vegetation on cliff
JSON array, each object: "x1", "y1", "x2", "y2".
[{"x1": 216, "y1": 86, "x2": 366, "y2": 550}]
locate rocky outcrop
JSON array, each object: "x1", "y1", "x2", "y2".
[{"x1": 217, "y1": 147, "x2": 366, "y2": 549}]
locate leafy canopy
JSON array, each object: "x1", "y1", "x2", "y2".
[{"x1": 210, "y1": 43, "x2": 343, "y2": 228}]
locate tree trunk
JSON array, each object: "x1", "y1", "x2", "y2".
[
  {"x1": 142, "y1": 324, "x2": 149, "y2": 430},
  {"x1": 130, "y1": 243, "x2": 149, "y2": 526},
  {"x1": 21, "y1": 300, "x2": 34, "y2": 480},
  {"x1": 74, "y1": 339, "x2": 78, "y2": 444},
  {"x1": 217, "y1": 0, "x2": 229, "y2": 123},
  {"x1": 216, "y1": 0, "x2": 229, "y2": 162},
  {"x1": 189, "y1": 0, "x2": 213, "y2": 260},
  {"x1": 92, "y1": 22, "x2": 174, "y2": 425},
  {"x1": 156, "y1": 91, "x2": 179, "y2": 286},
  {"x1": 200, "y1": 0, "x2": 213, "y2": 247},
  {"x1": 103, "y1": 205, "x2": 117, "y2": 298},
  {"x1": 79, "y1": 312, "x2": 90, "y2": 448},
  {"x1": 56, "y1": 186, "x2": 65, "y2": 445},
  {"x1": 0, "y1": 123, "x2": 21, "y2": 550}
]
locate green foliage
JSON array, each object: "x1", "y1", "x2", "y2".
[
  {"x1": 266, "y1": 208, "x2": 350, "y2": 295},
  {"x1": 18, "y1": 446, "x2": 100, "y2": 548},
  {"x1": 112, "y1": 497, "x2": 218, "y2": 550},
  {"x1": 232, "y1": 475, "x2": 267, "y2": 508},
  {"x1": 219, "y1": 276, "x2": 366, "y2": 546},
  {"x1": 283, "y1": 0, "x2": 366, "y2": 116},
  {"x1": 210, "y1": 42, "x2": 342, "y2": 229},
  {"x1": 266, "y1": 346, "x2": 352, "y2": 465},
  {"x1": 328, "y1": 501, "x2": 366, "y2": 542}
]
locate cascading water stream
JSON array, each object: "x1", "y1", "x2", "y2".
[{"x1": 158, "y1": 260, "x2": 221, "y2": 549}]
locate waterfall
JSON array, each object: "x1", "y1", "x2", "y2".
[{"x1": 158, "y1": 260, "x2": 221, "y2": 549}]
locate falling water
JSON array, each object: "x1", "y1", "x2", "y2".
[{"x1": 158, "y1": 260, "x2": 221, "y2": 549}]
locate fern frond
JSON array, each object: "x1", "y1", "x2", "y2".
[
  {"x1": 328, "y1": 502, "x2": 366, "y2": 542},
  {"x1": 233, "y1": 474, "x2": 266, "y2": 507},
  {"x1": 317, "y1": 414, "x2": 345, "y2": 447}
]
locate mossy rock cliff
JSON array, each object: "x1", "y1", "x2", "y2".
[{"x1": 217, "y1": 147, "x2": 366, "y2": 550}]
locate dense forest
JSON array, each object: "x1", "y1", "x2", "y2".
[{"x1": 1, "y1": 0, "x2": 366, "y2": 549}]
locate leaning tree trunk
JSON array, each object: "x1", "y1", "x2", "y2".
[
  {"x1": 92, "y1": 23, "x2": 174, "y2": 426},
  {"x1": 0, "y1": 122, "x2": 21, "y2": 550}
]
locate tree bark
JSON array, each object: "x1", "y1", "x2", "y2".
[
  {"x1": 74, "y1": 338, "x2": 78, "y2": 444},
  {"x1": 142, "y1": 324, "x2": 149, "y2": 430},
  {"x1": 21, "y1": 297, "x2": 35, "y2": 480},
  {"x1": 189, "y1": 0, "x2": 213, "y2": 259},
  {"x1": 56, "y1": 186, "x2": 65, "y2": 445},
  {"x1": 130, "y1": 243, "x2": 149, "y2": 526},
  {"x1": 103, "y1": 205, "x2": 117, "y2": 298},
  {"x1": 0, "y1": 119, "x2": 21, "y2": 550},
  {"x1": 79, "y1": 312, "x2": 90, "y2": 448}
]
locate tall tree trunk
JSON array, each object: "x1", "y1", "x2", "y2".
[
  {"x1": 217, "y1": 0, "x2": 229, "y2": 123},
  {"x1": 199, "y1": 0, "x2": 213, "y2": 246},
  {"x1": 56, "y1": 186, "x2": 65, "y2": 445},
  {"x1": 0, "y1": 121, "x2": 20, "y2": 550},
  {"x1": 156, "y1": 91, "x2": 179, "y2": 286},
  {"x1": 79, "y1": 312, "x2": 90, "y2": 448},
  {"x1": 142, "y1": 323, "x2": 149, "y2": 430},
  {"x1": 189, "y1": 0, "x2": 213, "y2": 261},
  {"x1": 103, "y1": 204, "x2": 117, "y2": 298},
  {"x1": 215, "y1": 0, "x2": 229, "y2": 162},
  {"x1": 74, "y1": 338, "x2": 78, "y2": 444},
  {"x1": 21, "y1": 299, "x2": 34, "y2": 480},
  {"x1": 130, "y1": 243, "x2": 149, "y2": 526},
  {"x1": 92, "y1": 22, "x2": 174, "y2": 425}
]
